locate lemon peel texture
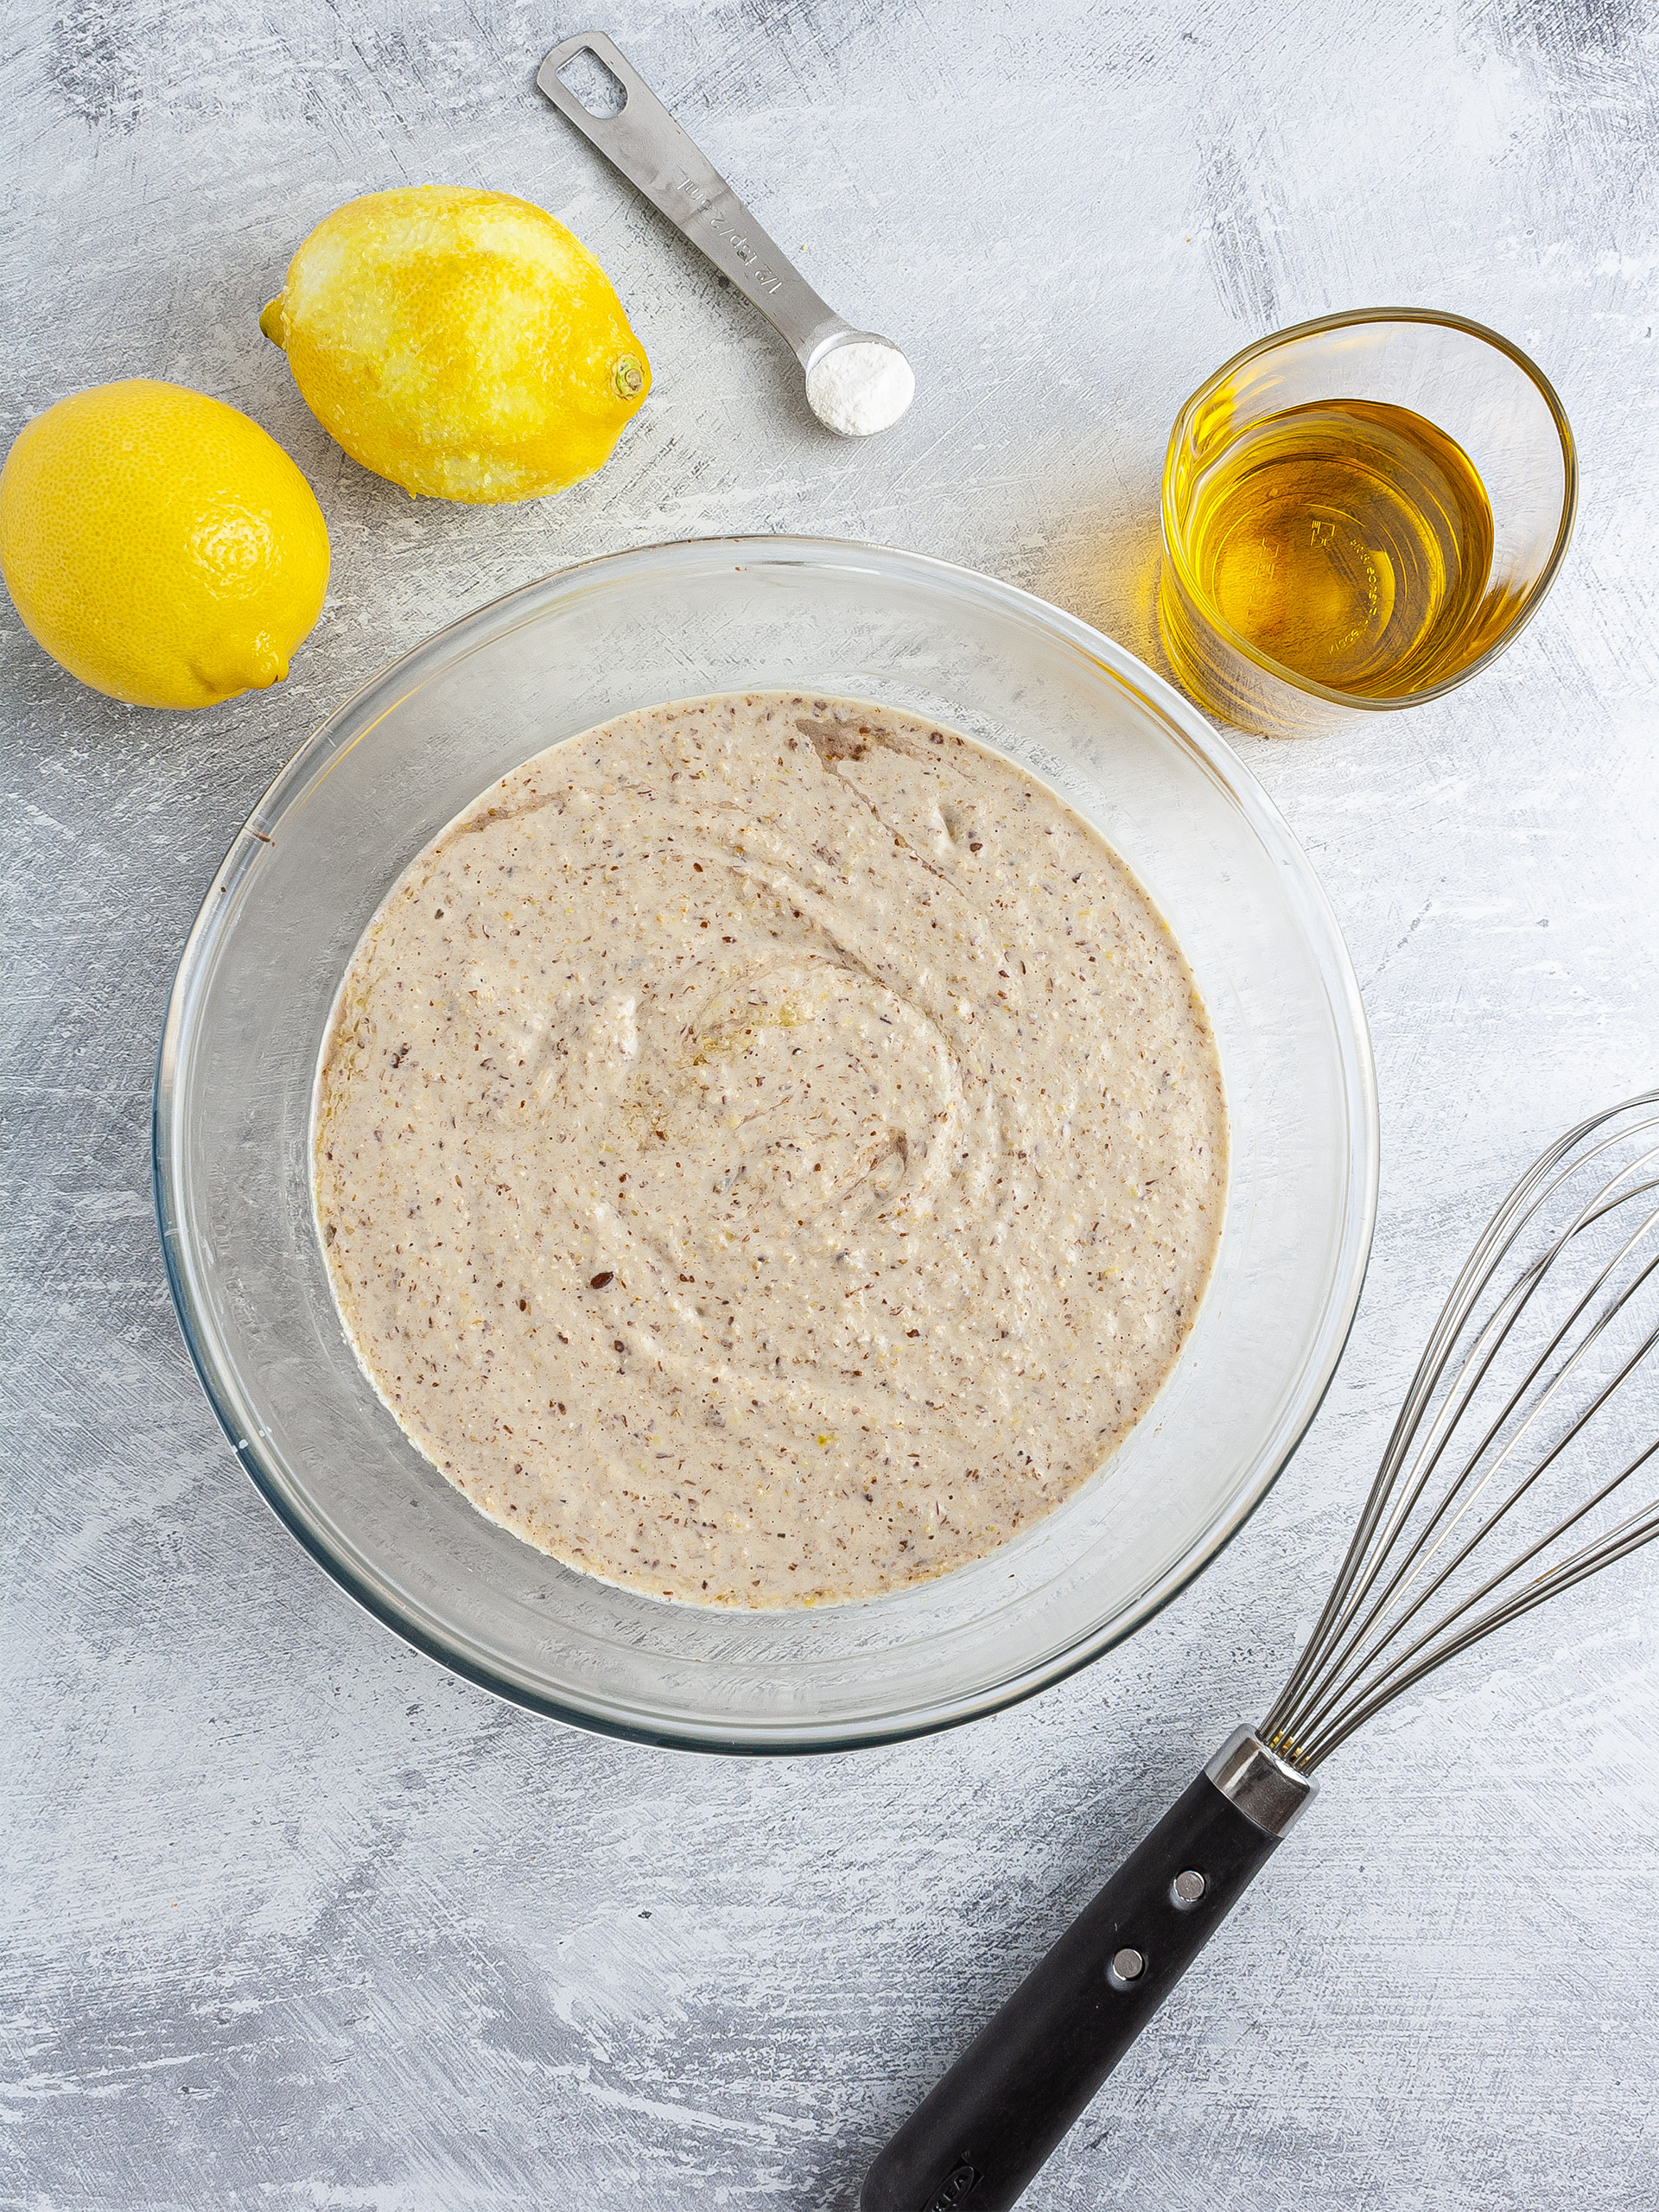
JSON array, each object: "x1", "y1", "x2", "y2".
[
  {"x1": 0, "y1": 378, "x2": 329, "y2": 710},
  {"x1": 261, "y1": 186, "x2": 652, "y2": 505}
]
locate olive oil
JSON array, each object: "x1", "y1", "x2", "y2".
[{"x1": 1181, "y1": 398, "x2": 1496, "y2": 697}]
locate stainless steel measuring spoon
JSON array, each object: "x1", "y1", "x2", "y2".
[{"x1": 537, "y1": 31, "x2": 914, "y2": 437}]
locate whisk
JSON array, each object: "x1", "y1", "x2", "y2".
[{"x1": 862, "y1": 1093, "x2": 1659, "y2": 2212}]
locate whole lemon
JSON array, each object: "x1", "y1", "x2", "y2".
[
  {"x1": 0, "y1": 380, "x2": 329, "y2": 710},
  {"x1": 259, "y1": 187, "x2": 652, "y2": 504}
]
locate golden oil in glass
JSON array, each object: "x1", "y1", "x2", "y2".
[{"x1": 1176, "y1": 398, "x2": 1497, "y2": 699}]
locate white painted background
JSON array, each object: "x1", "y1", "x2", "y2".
[{"x1": 4, "y1": 2, "x2": 1657, "y2": 2205}]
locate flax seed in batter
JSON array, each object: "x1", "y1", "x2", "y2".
[{"x1": 314, "y1": 694, "x2": 1226, "y2": 1605}]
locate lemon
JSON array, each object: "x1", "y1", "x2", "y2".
[
  {"x1": 259, "y1": 187, "x2": 651, "y2": 505},
  {"x1": 0, "y1": 380, "x2": 329, "y2": 710}
]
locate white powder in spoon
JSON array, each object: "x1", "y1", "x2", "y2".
[{"x1": 806, "y1": 339, "x2": 915, "y2": 436}]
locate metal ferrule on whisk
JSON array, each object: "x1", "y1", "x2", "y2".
[{"x1": 1205, "y1": 1726, "x2": 1316, "y2": 1837}]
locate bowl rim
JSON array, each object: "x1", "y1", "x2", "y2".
[
  {"x1": 1159, "y1": 305, "x2": 1580, "y2": 714},
  {"x1": 154, "y1": 532, "x2": 1379, "y2": 1752}
]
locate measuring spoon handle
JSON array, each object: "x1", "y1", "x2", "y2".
[{"x1": 537, "y1": 32, "x2": 849, "y2": 365}]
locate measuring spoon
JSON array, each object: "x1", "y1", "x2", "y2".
[{"x1": 537, "y1": 32, "x2": 914, "y2": 438}]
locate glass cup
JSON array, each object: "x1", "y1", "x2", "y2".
[{"x1": 1158, "y1": 308, "x2": 1577, "y2": 737}]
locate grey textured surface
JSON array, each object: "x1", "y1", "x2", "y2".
[{"x1": 3, "y1": 2, "x2": 1658, "y2": 2206}]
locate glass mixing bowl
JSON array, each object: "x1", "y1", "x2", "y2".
[{"x1": 155, "y1": 537, "x2": 1376, "y2": 1751}]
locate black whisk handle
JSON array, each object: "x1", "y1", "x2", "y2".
[{"x1": 860, "y1": 1730, "x2": 1313, "y2": 2212}]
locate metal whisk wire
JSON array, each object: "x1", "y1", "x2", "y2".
[{"x1": 1262, "y1": 1093, "x2": 1659, "y2": 1772}]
